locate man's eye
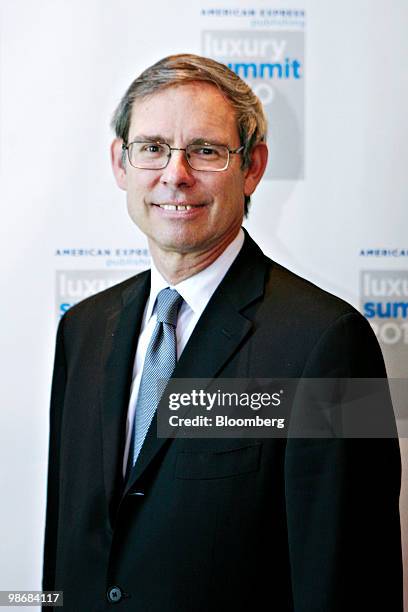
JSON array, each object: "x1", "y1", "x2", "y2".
[
  {"x1": 142, "y1": 144, "x2": 164, "y2": 154},
  {"x1": 190, "y1": 146, "x2": 220, "y2": 158},
  {"x1": 198, "y1": 147, "x2": 216, "y2": 156}
]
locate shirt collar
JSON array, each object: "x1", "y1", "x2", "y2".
[{"x1": 146, "y1": 228, "x2": 245, "y2": 321}]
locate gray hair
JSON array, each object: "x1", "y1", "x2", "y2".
[{"x1": 111, "y1": 53, "x2": 268, "y2": 215}]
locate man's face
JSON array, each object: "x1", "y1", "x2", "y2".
[{"x1": 112, "y1": 82, "x2": 265, "y2": 258}]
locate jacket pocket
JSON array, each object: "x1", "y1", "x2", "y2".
[{"x1": 175, "y1": 443, "x2": 261, "y2": 480}]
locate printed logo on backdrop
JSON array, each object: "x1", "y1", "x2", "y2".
[
  {"x1": 56, "y1": 270, "x2": 136, "y2": 319},
  {"x1": 360, "y1": 270, "x2": 408, "y2": 347},
  {"x1": 359, "y1": 247, "x2": 408, "y2": 258},
  {"x1": 54, "y1": 247, "x2": 149, "y2": 267},
  {"x1": 54, "y1": 247, "x2": 150, "y2": 319},
  {"x1": 201, "y1": 8, "x2": 305, "y2": 180}
]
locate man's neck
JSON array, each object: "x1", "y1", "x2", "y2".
[{"x1": 148, "y1": 230, "x2": 241, "y2": 285}]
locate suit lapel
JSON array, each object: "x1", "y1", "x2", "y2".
[
  {"x1": 124, "y1": 233, "x2": 270, "y2": 494},
  {"x1": 100, "y1": 271, "x2": 150, "y2": 518}
]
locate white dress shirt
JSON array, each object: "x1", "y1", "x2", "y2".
[{"x1": 122, "y1": 229, "x2": 245, "y2": 475}]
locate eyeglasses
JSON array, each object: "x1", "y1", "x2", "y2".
[{"x1": 122, "y1": 141, "x2": 244, "y2": 172}]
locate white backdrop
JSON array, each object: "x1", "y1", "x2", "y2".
[{"x1": 1, "y1": 0, "x2": 407, "y2": 609}]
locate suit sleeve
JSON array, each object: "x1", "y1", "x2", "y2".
[
  {"x1": 42, "y1": 316, "x2": 67, "y2": 592},
  {"x1": 285, "y1": 312, "x2": 403, "y2": 611}
]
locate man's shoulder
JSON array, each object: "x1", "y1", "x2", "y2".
[
  {"x1": 267, "y1": 260, "x2": 358, "y2": 319},
  {"x1": 62, "y1": 268, "x2": 150, "y2": 324},
  {"x1": 252, "y1": 250, "x2": 370, "y2": 343},
  {"x1": 250, "y1": 254, "x2": 385, "y2": 376},
  {"x1": 239, "y1": 234, "x2": 361, "y2": 326}
]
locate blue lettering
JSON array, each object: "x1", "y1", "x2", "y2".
[
  {"x1": 292, "y1": 59, "x2": 302, "y2": 78},
  {"x1": 228, "y1": 59, "x2": 302, "y2": 80},
  {"x1": 60, "y1": 302, "x2": 73, "y2": 317},
  {"x1": 234, "y1": 63, "x2": 257, "y2": 78},
  {"x1": 363, "y1": 302, "x2": 408, "y2": 319},
  {"x1": 394, "y1": 302, "x2": 408, "y2": 318},
  {"x1": 364, "y1": 302, "x2": 376, "y2": 318},
  {"x1": 377, "y1": 303, "x2": 391, "y2": 318},
  {"x1": 260, "y1": 62, "x2": 282, "y2": 78}
]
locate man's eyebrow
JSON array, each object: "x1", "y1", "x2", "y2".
[
  {"x1": 189, "y1": 137, "x2": 227, "y2": 147},
  {"x1": 127, "y1": 135, "x2": 229, "y2": 146},
  {"x1": 128, "y1": 134, "x2": 167, "y2": 143}
]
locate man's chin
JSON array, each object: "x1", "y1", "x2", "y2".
[{"x1": 148, "y1": 231, "x2": 214, "y2": 257}]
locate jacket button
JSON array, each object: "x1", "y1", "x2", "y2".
[{"x1": 107, "y1": 586, "x2": 122, "y2": 603}]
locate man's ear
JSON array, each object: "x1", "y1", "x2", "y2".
[
  {"x1": 111, "y1": 138, "x2": 127, "y2": 191},
  {"x1": 243, "y1": 142, "x2": 269, "y2": 198}
]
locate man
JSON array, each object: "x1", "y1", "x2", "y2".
[{"x1": 43, "y1": 54, "x2": 403, "y2": 611}]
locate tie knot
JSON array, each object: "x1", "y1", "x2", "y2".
[{"x1": 155, "y1": 288, "x2": 183, "y2": 326}]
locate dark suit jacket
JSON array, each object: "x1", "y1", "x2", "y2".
[{"x1": 43, "y1": 232, "x2": 403, "y2": 611}]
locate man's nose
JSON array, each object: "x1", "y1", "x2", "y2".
[{"x1": 159, "y1": 149, "x2": 195, "y2": 187}]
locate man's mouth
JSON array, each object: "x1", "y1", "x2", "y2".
[{"x1": 152, "y1": 203, "x2": 207, "y2": 212}]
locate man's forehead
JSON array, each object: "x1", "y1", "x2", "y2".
[
  {"x1": 132, "y1": 80, "x2": 230, "y2": 106},
  {"x1": 128, "y1": 81, "x2": 238, "y2": 140}
]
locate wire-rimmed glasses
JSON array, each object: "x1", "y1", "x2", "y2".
[{"x1": 122, "y1": 141, "x2": 244, "y2": 172}]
